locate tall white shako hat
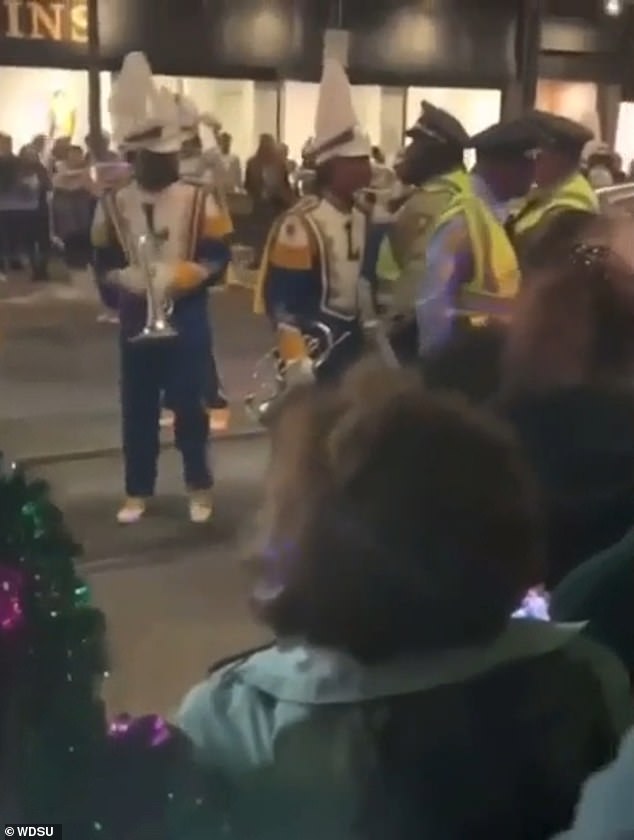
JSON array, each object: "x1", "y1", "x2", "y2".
[
  {"x1": 109, "y1": 52, "x2": 182, "y2": 154},
  {"x1": 309, "y1": 58, "x2": 371, "y2": 166},
  {"x1": 175, "y1": 93, "x2": 221, "y2": 144}
]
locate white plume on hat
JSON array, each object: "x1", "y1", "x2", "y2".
[
  {"x1": 176, "y1": 94, "x2": 200, "y2": 138},
  {"x1": 310, "y1": 58, "x2": 371, "y2": 165},
  {"x1": 109, "y1": 52, "x2": 181, "y2": 153},
  {"x1": 174, "y1": 94, "x2": 221, "y2": 150},
  {"x1": 199, "y1": 112, "x2": 222, "y2": 132}
]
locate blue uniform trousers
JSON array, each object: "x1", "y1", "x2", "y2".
[
  {"x1": 362, "y1": 221, "x2": 391, "y2": 305},
  {"x1": 120, "y1": 339, "x2": 212, "y2": 497}
]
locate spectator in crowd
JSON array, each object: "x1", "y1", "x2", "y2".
[
  {"x1": 555, "y1": 728, "x2": 634, "y2": 839},
  {"x1": 0, "y1": 143, "x2": 43, "y2": 281},
  {"x1": 371, "y1": 144, "x2": 386, "y2": 165},
  {"x1": 51, "y1": 144, "x2": 99, "y2": 287},
  {"x1": 178, "y1": 133, "x2": 207, "y2": 182},
  {"x1": 179, "y1": 364, "x2": 631, "y2": 840},
  {"x1": 48, "y1": 136, "x2": 72, "y2": 175},
  {"x1": 17, "y1": 144, "x2": 51, "y2": 282},
  {"x1": 369, "y1": 145, "x2": 396, "y2": 190},
  {"x1": 84, "y1": 131, "x2": 118, "y2": 166},
  {"x1": 499, "y1": 216, "x2": 634, "y2": 588},
  {"x1": 216, "y1": 132, "x2": 242, "y2": 193},
  {"x1": 245, "y1": 133, "x2": 293, "y2": 209},
  {"x1": 0, "y1": 133, "x2": 20, "y2": 277},
  {"x1": 294, "y1": 138, "x2": 317, "y2": 196},
  {"x1": 551, "y1": 527, "x2": 634, "y2": 684},
  {"x1": 244, "y1": 133, "x2": 293, "y2": 264},
  {"x1": 609, "y1": 151, "x2": 626, "y2": 184},
  {"x1": 31, "y1": 133, "x2": 48, "y2": 164},
  {"x1": 279, "y1": 141, "x2": 297, "y2": 187},
  {"x1": 360, "y1": 146, "x2": 398, "y2": 306},
  {"x1": 586, "y1": 145, "x2": 615, "y2": 189}
]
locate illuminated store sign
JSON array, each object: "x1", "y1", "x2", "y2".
[{"x1": 1, "y1": 0, "x2": 87, "y2": 43}]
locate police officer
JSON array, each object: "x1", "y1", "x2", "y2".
[
  {"x1": 385, "y1": 101, "x2": 471, "y2": 361},
  {"x1": 469, "y1": 117, "x2": 541, "y2": 221},
  {"x1": 420, "y1": 118, "x2": 539, "y2": 401},
  {"x1": 508, "y1": 111, "x2": 598, "y2": 270},
  {"x1": 413, "y1": 119, "x2": 529, "y2": 356}
]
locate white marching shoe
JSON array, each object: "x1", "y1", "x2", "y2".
[
  {"x1": 189, "y1": 490, "x2": 214, "y2": 524},
  {"x1": 117, "y1": 497, "x2": 147, "y2": 524}
]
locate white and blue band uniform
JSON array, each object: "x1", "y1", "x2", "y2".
[
  {"x1": 417, "y1": 118, "x2": 537, "y2": 354},
  {"x1": 253, "y1": 58, "x2": 374, "y2": 383},
  {"x1": 91, "y1": 58, "x2": 231, "y2": 508},
  {"x1": 178, "y1": 130, "x2": 233, "y2": 413}
]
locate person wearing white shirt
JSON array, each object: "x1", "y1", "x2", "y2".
[{"x1": 217, "y1": 132, "x2": 242, "y2": 193}]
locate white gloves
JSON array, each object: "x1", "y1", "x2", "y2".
[
  {"x1": 114, "y1": 266, "x2": 145, "y2": 295},
  {"x1": 284, "y1": 357, "x2": 316, "y2": 387}
]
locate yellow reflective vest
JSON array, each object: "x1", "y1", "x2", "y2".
[
  {"x1": 511, "y1": 172, "x2": 598, "y2": 239},
  {"x1": 431, "y1": 171, "x2": 520, "y2": 320},
  {"x1": 376, "y1": 235, "x2": 400, "y2": 283}
]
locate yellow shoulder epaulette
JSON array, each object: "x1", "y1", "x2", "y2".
[{"x1": 269, "y1": 211, "x2": 316, "y2": 271}]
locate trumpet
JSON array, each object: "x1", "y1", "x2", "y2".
[
  {"x1": 244, "y1": 321, "x2": 342, "y2": 425},
  {"x1": 100, "y1": 188, "x2": 137, "y2": 263},
  {"x1": 129, "y1": 233, "x2": 177, "y2": 343},
  {"x1": 100, "y1": 190, "x2": 177, "y2": 342}
]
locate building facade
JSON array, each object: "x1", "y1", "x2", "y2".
[{"x1": 0, "y1": 0, "x2": 632, "y2": 164}]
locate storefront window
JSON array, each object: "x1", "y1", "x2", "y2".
[
  {"x1": 153, "y1": 76, "x2": 257, "y2": 166},
  {"x1": 615, "y1": 102, "x2": 634, "y2": 175},
  {"x1": 0, "y1": 66, "x2": 111, "y2": 150},
  {"x1": 535, "y1": 80, "x2": 599, "y2": 134}
]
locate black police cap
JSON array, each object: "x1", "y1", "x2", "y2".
[
  {"x1": 470, "y1": 117, "x2": 542, "y2": 158},
  {"x1": 529, "y1": 110, "x2": 594, "y2": 153},
  {"x1": 405, "y1": 100, "x2": 470, "y2": 148}
]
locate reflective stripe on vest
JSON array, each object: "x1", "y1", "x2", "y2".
[
  {"x1": 434, "y1": 182, "x2": 520, "y2": 320},
  {"x1": 512, "y1": 172, "x2": 598, "y2": 238},
  {"x1": 380, "y1": 168, "x2": 469, "y2": 284}
]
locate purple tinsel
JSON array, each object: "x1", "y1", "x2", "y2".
[
  {"x1": 108, "y1": 714, "x2": 173, "y2": 748},
  {"x1": 0, "y1": 564, "x2": 25, "y2": 633}
]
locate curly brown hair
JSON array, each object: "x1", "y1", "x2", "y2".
[
  {"x1": 502, "y1": 215, "x2": 634, "y2": 396},
  {"x1": 253, "y1": 364, "x2": 542, "y2": 664}
]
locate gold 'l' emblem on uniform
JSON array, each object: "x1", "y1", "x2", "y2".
[{"x1": 344, "y1": 220, "x2": 360, "y2": 261}]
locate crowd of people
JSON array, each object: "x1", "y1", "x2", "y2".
[
  {"x1": 3, "y1": 48, "x2": 634, "y2": 838},
  {"x1": 0, "y1": 120, "x2": 310, "y2": 288}
]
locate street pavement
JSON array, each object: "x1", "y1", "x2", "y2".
[
  {"x1": 0, "y1": 280, "x2": 272, "y2": 719},
  {"x1": 33, "y1": 435, "x2": 269, "y2": 718},
  {"x1": 0, "y1": 279, "x2": 270, "y2": 463}
]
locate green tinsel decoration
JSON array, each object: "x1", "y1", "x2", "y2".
[{"x1": 0, "y1": 458, "x2": 220, "y2": 839}]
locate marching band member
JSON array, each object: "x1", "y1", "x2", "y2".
[
  {"x1": 91, "y1": 53, "x2": 230, "y2": 525},
  {"x1": 254, "y1": 58, "x2": 373, "y2": 383},
  {"x1": 172, "y1": 95, "x2": 232, "y2": 432}
]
